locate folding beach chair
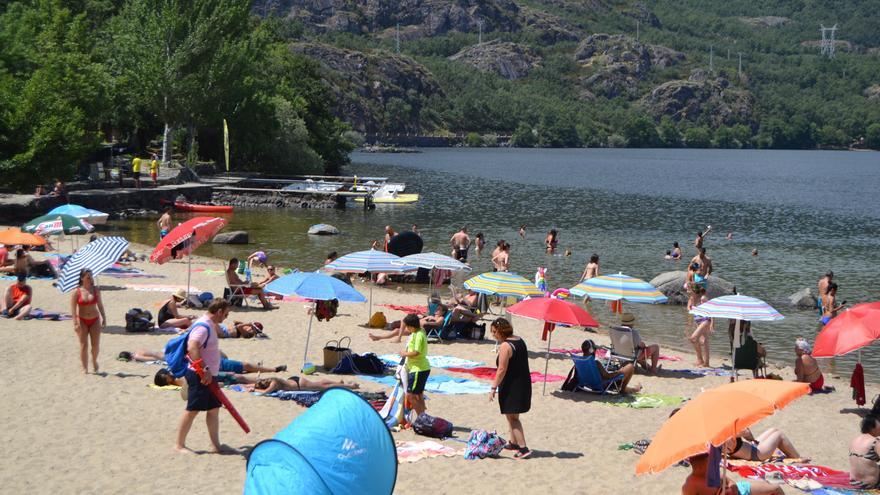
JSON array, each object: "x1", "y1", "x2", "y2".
[
  {"x1": 608, "y1": 326, "x2": 640, "y2": 364},
  {"x1": 426, "y1": 312, "x2": 452, "y2": 342},
  {"x1": 570, "y1": 355, "x2": 624, "y2": 394}
]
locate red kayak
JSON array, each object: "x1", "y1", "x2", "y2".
[{"x1": 161, "y1": 199, "x2": 233, "y2": 213}]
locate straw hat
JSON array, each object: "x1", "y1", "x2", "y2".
[
  {"x1": 172, "y1": 289, "x2": 187, "y2": 301},
  {"x1": 620, "y1": 313, "x2": 636, "y2": 326}
]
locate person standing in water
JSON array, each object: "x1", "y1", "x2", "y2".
[
  {"x1": 383, "y1": 226, "x2": 396, "y2": 252},
  {"x1": 474, "y1": 232, "x2": 485, "y2": 254},
  {"x1": 694, "y1": 226, "x2": 711, "y2": 251},
  {"x1": 492, "y1": 241, "x2": 510, "y2": 272},
  {"x1": 450, "y1": 227, "x2": 471, "y2": 262},
  {"x1": 545, "y1": 229, "x2": 558, "y2": 254},
  {"x1": 671, "y1": 242, "x2": 681, "y2": 260},
  {"x1": 821, "y1": 283, "x2": 845, "y2": 325},
  {"x1": 518, "y1": 225, "x2": 525, "y2": 239},
  {"x1": 580, "y1": 254, "x2": 600, "y2": 282},
  {"x1": 157, "y1": 207, "x2": 172, "y2": 240},
  {"x1": 688, "y1": 295, "x2": 713, "y2": 367}
]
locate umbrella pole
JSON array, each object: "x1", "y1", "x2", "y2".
[
  {"x1": 543, "y1": 328, "x2": 553, "y2": 396},
  {"x1": 186, "y1": 253, "x2": 192, "y2": 297},
  {"x1": 369, "y1": 284, "x2": 373, "y2": 320},
  {"x1": 731, "y1": 320, "x2": 741, "y2": 382},
  {"x1": 302, "y1": 307, "x2": 315, "y2": 369}
]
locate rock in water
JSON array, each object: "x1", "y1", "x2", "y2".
[
  {"x1": 786, "y1": 288, "x2": 818, "y2": 309},
  {"x1": 308, "y1": 224, "x2": 340, "y2": 236},
  {"x1": 212, "y1": 231, "x2": 249, "y2": 244},
  {"x1": 649, "y1": 271, "x2": 736, "y2": 305}
]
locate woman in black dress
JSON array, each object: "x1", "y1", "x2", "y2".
[{"x1": 489, "y1": 317, "x2": 532, "y2": 459}]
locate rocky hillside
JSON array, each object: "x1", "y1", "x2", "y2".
[{"x1": 255, "y1": 0, "x2": 880, "y2": 148}]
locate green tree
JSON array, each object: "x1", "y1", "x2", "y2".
[
  {"x1": 683, "y1": 126, "x2": 712, "y2": 148},
  {"x1": 866, "y1": 123, "x2": 880, "y2": 149},
  {"x1": 465, "y1": 132, "x2": 483, "y2": 147},
  {"x1": 511, "y1": 121, "x2": 537, "y2": 148},
  {"x1": 657, "y1": 117, "x2": 681, "y2": 148},
  {"x1": 623, "y1": 116, "x2": 659, "y2": 148}
]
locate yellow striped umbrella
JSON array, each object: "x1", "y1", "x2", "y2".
[
  {"x1": 570, "y1": 272, "x2": 667, "y2": 304},
  {"x1": 463, "y1": 272, "x2": 544, "y2": 299}
]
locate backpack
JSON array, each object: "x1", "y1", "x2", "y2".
[
  {"x1": 464, "y1": 429, "x2": 506, "y2": 460},
  {"x1": 164, "y1": 321, "x2": 212, "y2": 378},
  {"x1": 315, "y1": 299, "x2": 339, "y2": 321},
  {"x1": 412, "y1": 413, "x2": 453, "y2": 439},
  {"x1": 561, "y1": 365, "x2": 579, "y2": 392},
  {"x1": 125, "y1": 308, "x2": 153, "y2": 332}
]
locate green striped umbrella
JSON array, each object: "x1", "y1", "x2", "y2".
[{"x1": 22, "y1": 214, "x2": 94, "y2": 235}]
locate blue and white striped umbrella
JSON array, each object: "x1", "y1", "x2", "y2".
[
  {"x1": 56, "y1": 237, "x2": 130, "y2": 293},
  {"x1": 325, "y1": 249, "x2": 416, "y2": 273},
  {"x1": 393, "y1": 252, "x2": 471, "y2": 272},
  {"x1": 690, "y1": 294, "x2": 784, "y2": 322}
]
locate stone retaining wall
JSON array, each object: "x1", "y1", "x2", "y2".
[{"x1": 211, "y1": 190, "x2": 340, "y2": 209}]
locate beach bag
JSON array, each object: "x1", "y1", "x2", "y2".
[
  {"x1": 464, "y1": 429, "x2": 506, "y2": 460},
  {"x1": 331, "y1": 353, "x2": 386, "y2": 375},
  {"x1": 561, "y1": 365, "x2": 579, "y2": 392},
  {"x1": 125, "y1": 308, "x2": 153, "y2": 332},
  {"x1": 412, "y1": 414, "x2": 453, "y2": 439},
  {"x1": 164, "y1": 321, "x2": 211, "y2": 378},
  {"x1": 734, "y1": 335, "x2": 760, "y2": 370},
  {"x1": 368, "y1": 311, "x2": 387, "y2": 328},
  {"x1": 323, "y1": 337, "x2": 351, "y2": 371}
]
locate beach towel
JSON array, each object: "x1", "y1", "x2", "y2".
[
  {"x1": 378, "y1": 304, "x2": 428, "y2": 314},
  {"x1": 378, "y1": 354, "x2": 482, "y2": 369},
  {"x1": 267, "y1": 390, "x2": 322, "y2": 407},
  {"x1": 605, "y1": 393, "x2": 684, "y2": 409},
  {"x1": 125, "y1": 284, "x2": 201, "y2": 292},
  {"x1": 192, "y1": 268, "x2": 226, "y2": 276},
  {"x1": 359, "y1": 374, "x2": 492, "y2": 395},
  {"x1": 103, "y1": 266, "x2": 164, "y2": 279},
  {"x1": 148, "y1": 384, "x2": 181, "y2": 391},
  {"x1": 727, "y1": 463, "x2": 845, "y2": 481},
  {"x1": 667, "y1": 368, "x2": 736, "y2": 377},
  {"x1": 852, "y1": 363, "x2": 866, "y2": 406},
  {"x1": 0, "y1": 275, "x2": 53, "y2": 281},
  {"x1": 23, "y1": 308, "x2": 72, "y2": 321},
  {"x1": 396, "y1": 441, "x2": 462, "y2": 463},
  {"x1": 445, "y1": 366, "x2": 566, "y2": 383}
]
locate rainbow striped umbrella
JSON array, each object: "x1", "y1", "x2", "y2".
[
  {"x1": 463, "y1": 272, "x2": 544, "y2": 299},
  {"x1": 689, "y1": 295, "x2": 784, "y2": 322},
  {"x1": 570, "y1": 272, "x2": 667, "y2": 304}
]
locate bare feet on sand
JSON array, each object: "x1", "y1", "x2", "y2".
[{"x1": 174, "y1": 445, "x2": 195, "y2": 454}]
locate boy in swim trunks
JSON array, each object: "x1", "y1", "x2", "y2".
[{"x1": 400, "y1": 314, "x2": 430, "y2": 416}]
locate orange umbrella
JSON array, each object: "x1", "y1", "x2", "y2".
[
  {"x1": 635, "y1": 380, "x2": 809, "y2": 475},
  {"x1": 0, "y1": 228, "x2": 47, "y2": 247}
]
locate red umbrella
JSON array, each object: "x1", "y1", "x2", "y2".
[
  {"x1": 149, "y1": 216, "x2": 228, "y2": 295},
  {"x1": 813, "y1": 302, "x2": 880, "y2": 357},
  {"x1": 507, "y1": 296, "x2": 599, "y2": 394}
]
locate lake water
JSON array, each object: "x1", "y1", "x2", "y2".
[{"x1": 110, "y1": 148, "x2": 880, "y2": 379}]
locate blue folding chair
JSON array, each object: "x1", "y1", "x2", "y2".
[
  {"x1": 427, "y1": 312, "x2": 453, "y2": 342},
  {"x1": 571, "y1": 355, "x2": 624, "y2": 394}
]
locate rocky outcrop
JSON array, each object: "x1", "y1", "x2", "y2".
[
  {"x1": 738, "y1": 16, "x2": 790, "y2": 28},
  {"x1": 864, "y1": 85, "x2": 880, "y2": 100},
  {"x1": 258, "y1": 0, "x2": 521, "y2": 37},
  {"x1": 212, "y1": 231, "x2": 249, "y2": 244},
  {"x1": 449, "y1": 40, "x2": 541, "y2": 80},
  {"x1": 641, "y1": 77, "x2": 754, "y2": 127},
  {"x1": 211, "y1": 190, "x2": 339, "y2": 209},
  {"x1": 650, "y1": 271, "x2": 737, "y2": 306},
  {"x1": 291, "y1": 42, "x2": 443, "y2": 134},
  {"x1": 307, "y1": 224, "x2": 340, "y2": 235},
  {"x1": 785, "y1": 288, "x2": 818, "y2": 309},
  {"x1": 518, "y1": 7, "x2": 582, "y2": 43},
  {"x1": 621, "y1": 2, "x2": 661, "y2": 28},
  {"x1": 575, "y1": 34, "x2": 685, "y2": 99}
]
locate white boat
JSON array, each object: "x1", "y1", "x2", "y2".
[
  {"x1": 281, "y1": 179, "x2": 343, "y2": 192},
  {"x1": 350, "y1": 180, "x2": 406, "y2": 193},
  {"x1": 354, "y1": 184, "x2": 419, "y2": 204}
]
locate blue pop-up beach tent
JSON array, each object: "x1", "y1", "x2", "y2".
[{"x1": 244, "y1": 388, "x2": 397, "y2": 495}]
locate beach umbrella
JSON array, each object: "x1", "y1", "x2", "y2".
[
  {"x1": 507, "y1": 296, "x2": 599, "y2": 394},
  {"x1": 0, "y1": 228, "x2": 47, "y2": 247},
  {"x1": 326, "y1": 249, "x2": 416, "y2": 316},
  {"x1": 569, "y1": 272, "x2": 667, "y2": 304},
  {"x1": 636, "y1": 380, "x2": 809, "y2": 475},
  {"x1": 463, "y1": 272, "x2": 544, "y2": 300},
  {"x1": 149, "y1": 216, "x2": 228, "y2": 296},
  {"x1": 813, "y1": 302, "x2": 880, "y2": 358},
  {"x1": 21, "y1": 214, "x2": 93, "y2": 235},
  {"x1": 394, "y1": 252, "x2": 471, "y2": 272},
  {"x1": 265, "y1": 272, "x2": 367, "y2": 371},
  {"x1": 56, "y1": 237, "x2": 130, "y2": 293},
  {"x1": 48, "y1": 204, "x2": 109, "y2": 225},
  {"x1": 690, "y1": 294, "x2": 783, "y2": 381}
]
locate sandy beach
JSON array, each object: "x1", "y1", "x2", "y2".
[{"x1": 0, "y1": 240, "x2": 867, "y2": 494}]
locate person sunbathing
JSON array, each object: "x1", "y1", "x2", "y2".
[
  {"x1": 850, "y1": 414, "x2": 880, "y2": 489},
  {"x1": 370, "y1": 305, "x2": 448, "y2": 342},
  {"x1": 217, "y1": 321, "x2": 264, "y2": 339},
  {"x1": 582, "y1": 339, "x2": 642, "y2": 395},
  {"x1": 226, "y1": 258, "x2": 275, "y2": 309},
  {"x1": 157, "y1": 289, "x2": 196, "y2": 329},
  {"x1": 246, "y1": 376, "x2": 359, "y2": 393},
  {"x1": 128, "y1": 350, "x2": 286, "y2": 374},
  {"x1": 723, "y1": 427, "x2": 802, "y2": 462},
  {"x1": 448, "y1": 290, "x2": 480, "y2": 324},
  {"x1": 683, "y1": 452, "x2": 783, "y2": 495}
]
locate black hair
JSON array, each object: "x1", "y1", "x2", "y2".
[
  {"x1": 862, "y1": 414, "x2": 880, "y2": 434},
  {"x1": 154, "y1": 368, "x2": 173, "y2": 387},
  {"x1": 476, "y1": 232, "x2": 483, "y2": 239},
  {"x1": 700, "y1": 247, "x2": 707, "y2": 254},
  {"x1": 228, "y1": 257, "x2": 239, "y2": 269},
  {"x1": 666, "y1": 250, "x2": 671, "y2": 255},
  {"x1": 827, "y1": 282, "x2": 838, "y2": 292},
  {"x1": 581, "y1": 339, "x2": 596, "y2": 356},
  {"x1": 403, "y1": 313, "x2": 421, "y2": 329},
  {"x1": 673, "y1": 241, "x2": 679, "y2": 248},
  {"x1": 590, "y1": 254, "x2": 599, "y2": 263},
  {"x1": 327, "y1": 251, "x2": 337, "y2": 259},
  {"x1": 117, "y1": 351, "x2": 133, "y2": 361},
  {"x1": 826, "y1": 271, "x2": 834, "y2": 278}
]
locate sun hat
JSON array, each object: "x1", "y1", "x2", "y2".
[
  {"x1": 172, "y1": 288, "x2": 187, "y2": 301},
  {"x1": 620, "y1": 313, "x2": 636, "y2": 326},
  {"x1": 252, "y1": 322, "x2": 264, "y2": 333}
]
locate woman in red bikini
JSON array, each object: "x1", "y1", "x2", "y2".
[{"x1": 70, "y1": 270, "x2": 106, "y2": 374}]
